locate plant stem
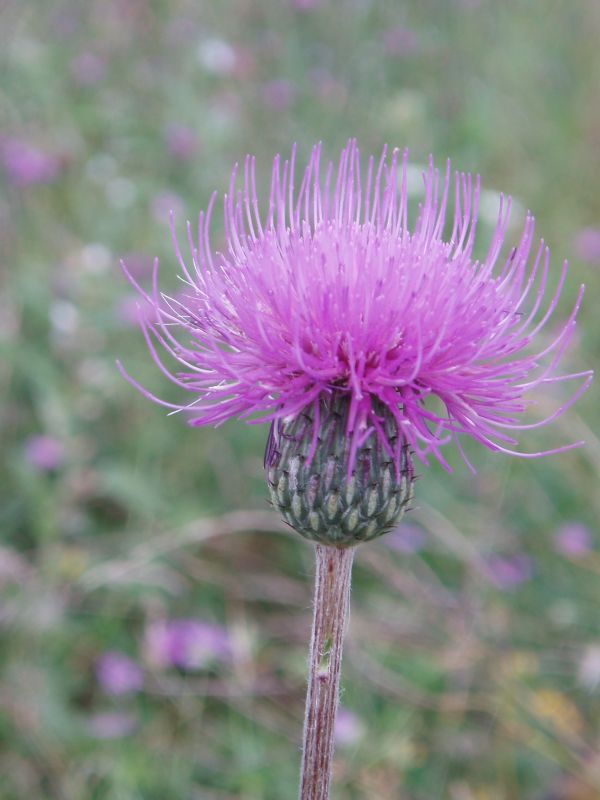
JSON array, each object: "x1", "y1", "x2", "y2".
[{"x1": 299, "y1": 543, "x2": 356, "y2": 800}]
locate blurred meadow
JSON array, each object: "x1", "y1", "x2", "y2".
[{"x1": 1, "y1": 1, "x2": 600, "y2": 798}]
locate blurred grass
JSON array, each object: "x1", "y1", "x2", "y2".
[{"x1": 1, "y1": 1, "x2": 600, "y2": 798}]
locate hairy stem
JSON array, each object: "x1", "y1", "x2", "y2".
[{"x1": 299, "y1": 544, "x2": 355, "y2": 800}]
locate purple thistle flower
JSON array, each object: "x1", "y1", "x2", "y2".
[
  {"x1": 23, "y1": 435, "x2": 66, "y2": 472},
  {"x1": 145, "y1": 618, "x2": 232, "y2": 671},
  {"x1": 95, "y1": 651, "x2": 144, "y2": 696},
  {"x1": 1, "y1": 139, "x2": 61, "y2": 187},
  {"x1": 334, "y1": 707, "x2": 363, "y2": 746},
  {"x1": 483, "y1": 553, "x2": 534, "y2": 591},
  {"x1": 119, "y1": 141, "x2": 591, "y2": 475},
  {"x1": 574, "y1": 227, "x2": 600, "y2": 264}
]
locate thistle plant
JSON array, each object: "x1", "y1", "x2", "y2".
[{"x1": 120, "y1": 141, "x2": 591, "y2": 800}]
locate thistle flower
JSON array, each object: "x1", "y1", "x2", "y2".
[
  {"x1": 144, "y1": 618, "x2": 232, "y2": 671},
  {"x1": 95, "y1": 651, "x2": 144, "y2": 696},
  {"x1": 1, "y1": 138, "x2": 62, "y2": 187},
  {"x1": 120, "y1": 140, "x2": 591, "y2": 800},
  {"x1": 120, "y1": 140, "x2": 590, "y2": 486},
  {"x1": 23, "y1": 435, "x2": 66, "y2": 472},
  {"x1": 554, "y1": 522, "x2": 593, "y2": 558}
]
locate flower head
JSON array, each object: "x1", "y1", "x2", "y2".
[
  {"x1": 334, "y1": 707, "x2": 364, "y2": 746},
  {"x1": 23, "y1": 435, "x2": 66, "y2": 472},
  {"x1": 1, "y1": 138, "x2": 61, "y2": 187},
  {"x1": 95, "y1": 651, "x2": 143, "y2": 696},
  {"x1": 554, "y1": 522, "x2": 593, "y2": 558},
  {"x1": 483, "y1": 552, "x2": 534, "y2": 591},
  {"x1": 574, "y1": 227, "x2": 600, "y2": 264},
  {"x1": 120, "y1": 140, "x2": 590, "y2": 478},
  {"x1": 144, "y1": 618, "x2": 231, "y2": 671}
]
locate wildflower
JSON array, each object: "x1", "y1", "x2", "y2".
[
  {"x1": 95, "y1": 651, "x2": 143, "y2": 696},
  {"x1": 554, "y1": 522, "x2": 593, "y2": 558},
  {"x1": 144, "y1": 619, "x2": 231, "y2": 671},
  {"x1": 483, "y1": 552, "x2": 533, "y2": 591},
  {"x1": 23, "y1": 435, "x2": 66, "y2": 472},
  {"x1": 574, "y1": 227, "x2": 600, "y2": 264},
  {"x1": 1, "y1": 138, "x2": 61, "y2": 187},
  {"x1": 120, "y1": 140, "x2": 590, "y2": 483},
  {"x1": 334, "y1": 707, "x2": 364, "y2": 746}
]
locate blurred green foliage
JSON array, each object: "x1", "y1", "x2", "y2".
[{"x1": 1, "y1": 1, "x2": 599, "y2": 798}]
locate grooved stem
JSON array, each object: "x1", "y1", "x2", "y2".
[{"x1": 299, "y1": 544, "x2": 355, "y2": 800}]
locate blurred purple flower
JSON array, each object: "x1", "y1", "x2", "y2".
[
  {"x1": 24, "y1": 435, "x2": 66, "y2": 472},
  {"x1": 71, "y1": 52, "x2": 107, "y2": 86},
  {"x1": 574, "y1": 228, "x2": 600, "y2": 264},
  {"x1": 117, "y1": 284, "x2": 191, "y2": 328},
  {"x1": 386, "y1": 523, "x2": 426, "y2": 554},
  {"x1": 383, "y1": 26, "x2": 420, "y2": 57},
  {"x1": 145, "y1": 619, "x2": 231, "y2": 671},
  {"x1": 261, "y1": 79, "x2": 297, "y2": 111},
  {"x1": 1, "y1": 139, "x2": 61, "y2": 187},
  {"x1": 87, "y1": 711, "x2": 137, "y2": 739},
  {"x1": 484, "y1": 553, "x2": 533, "y2": 590},
  {"x1": 334, "y1": 707, "x2": 363, "y2": 745},
  {"x1": 165, "y1": 124, "x2": 199, "y2": 161},
  {"x1": 95, "y1": 651, "x2": 144, "y2": 696},
  {"x1": 554, "y1": 522, "x2": 593, "y2": 558}
]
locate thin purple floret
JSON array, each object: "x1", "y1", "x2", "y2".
[{"x1": 119, "y1": 140, "x2": 592, "y2": 474}]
